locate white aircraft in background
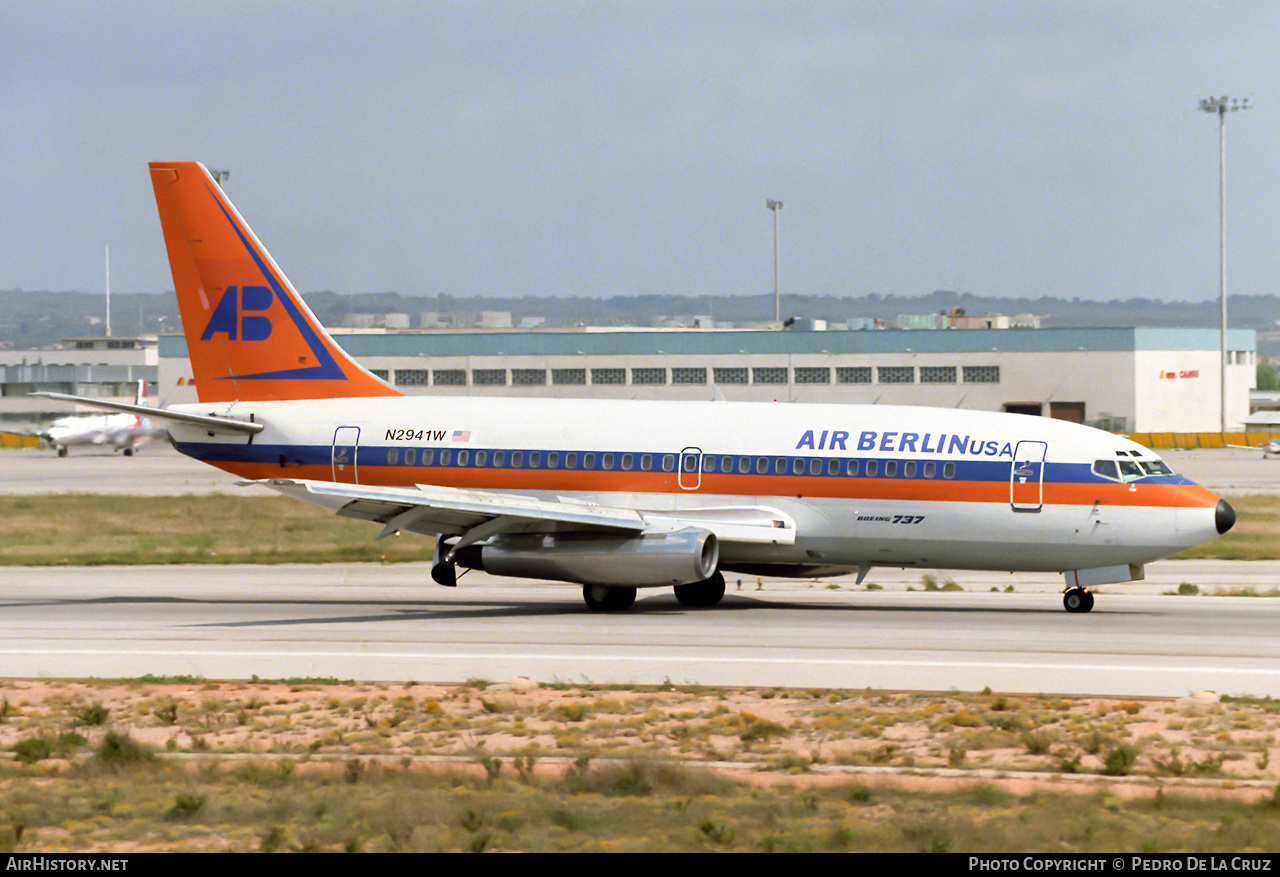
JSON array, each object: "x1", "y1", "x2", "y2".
[
  {"x1": 1226, "y1": 438, "x2": 1280, "y2": 459},
  {"x1": 33, "y1": 161, "x2": 1237, "y2": 613},
  {"x1": 38, "y1": 379, "x2": 159, "y2": 457}
]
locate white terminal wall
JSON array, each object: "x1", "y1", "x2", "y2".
[{"x1": 155, "y1": 328, "x2": 1257, "y2": 433}]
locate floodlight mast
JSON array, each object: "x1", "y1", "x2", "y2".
[
  {"x1": 1199, "y1": 95, "x2": 1251, "y2": 433},
  {"x1": 766, "y1": 199, "x2": 782, "y2": 324}
]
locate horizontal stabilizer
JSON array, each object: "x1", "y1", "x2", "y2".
[{"x1": 30, "y1": 392, "x2": 264, "y2": 436}]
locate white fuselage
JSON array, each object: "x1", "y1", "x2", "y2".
[{"x1": 165, "y1": 394, "x2": 1226, "y2": 576}]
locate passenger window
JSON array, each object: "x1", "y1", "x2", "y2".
[
  {"x1": 475, "y1": 451, "x2": 486, "y2": 466},
  {"x1": 621, "y1": 453, "x2": 633, "y2": 470},
  {"x1": 846, "y1": 459, "x2": 859, "y2": 476},
  {"x1": 827, "y1": 459, "x2": 840, "y2": 476},
  {"x1": 793, "y1": 459, "x2": 805, "y2": 475},
  {"x1": 565, "y1": 452, "x2": 577, "y2": 469},
  {"x1": 422, "y1": 449, "x2": 434, "y2": 466},
  {"x1": 641, "y1": 454, "x2": 652, "y2": 471},
  {"x1": 884, "y1": 460, "x2": 897, "y2": 477},
  {"x1": 387, "y1": 448, "x2": 399, "y2": 465},
  {"x1": 405, "y1": 448, "x2": 416, "y2": 466},
  {"x1": 923, "y1": 461, "x2": 935, "y2": 478},
  {"x1": 548, "y1": 452, "x2": 560, "y2": 468},
  {"x1": 703, "y1": 456, "x2": 716, "y2": 473},
  {"x1": 775, "y1": 458, "x2": 787, "y2": 475},
  {"x1": 583, "y1": 453, "x2": 594, "y2": 469},
  {"x1": 866, "y1": 460, "x2": 879, "y2": 477},
  {"x1": 943, "y1": 462, "x2": 955, "y2": 479},
  {"x1": 439, "y1": 450, "x2": 451, "y2": 466},
  {"x1": 663, "y1": 455, "x2": 675, "y2": 472},
  {"x1": 511, "y1": 451, "x2": 522, "y2": 468},
  {"x1": 529, "y1": 451, "x2": 541, "y2": 467},
  {"x1": 493, "y1": 451, "x2": 504, "y2": 467},
  {"x1": 904, "y1": 461, "x2": 916, "y2": 478},
  {"x1": 739, "y1": 457, "x2": 750, "y2": 474},
  {"x1": 756, "y1": 457, "x2": 768, "y2": 474},
  {"x1": 602, "y1": 453, "x2": 613, "y2": 470},
  {"x1": 457, "y1": 450, "x2": 469, "y2": 466}
]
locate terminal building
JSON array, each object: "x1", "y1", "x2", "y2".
[
  {"x1": 0, "y1": 336, "x2": 158, "y2": 426},
  {"x1": 152, "y1": 325, "x2": 1257, "y2": 434}
]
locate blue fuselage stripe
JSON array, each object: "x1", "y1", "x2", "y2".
[{"x1": 173, "y1": 441, "x2": 1195, "y2": 488}]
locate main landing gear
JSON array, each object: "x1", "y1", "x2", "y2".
[
  {"x1": 581, "y1": 572, "x2": 727, "y2": 612},
  {"x1": 1063, "y1": 586, "x2": 1094, "y2": 613},
  {"x1": 582, "y1": 585, "x2": 637, "y2": 612},
  {"x1": 674, "y1": 572, "x2": 726, "y2": 608}
]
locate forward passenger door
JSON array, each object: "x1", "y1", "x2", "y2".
[{"x1": 1010, "y1": 440, "x2": 1047, "y2": 511}]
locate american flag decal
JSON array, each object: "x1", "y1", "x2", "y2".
[{"x1": 452, "y1": 430, "x2": 471, "y2": 442}]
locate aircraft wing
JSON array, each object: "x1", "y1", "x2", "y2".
[{"x1": 251, "y1": 478, "x2": 795, "y2": 546}]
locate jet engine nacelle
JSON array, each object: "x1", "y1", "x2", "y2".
[{"x1": 455, "y1": 527, "x2": 719, "y2": 588}]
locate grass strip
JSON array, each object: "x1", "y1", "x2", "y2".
[
  {"x1": 2, "y1": 493, "x2": 1277, "y2": 566},
  {"x1": 0, "y1": 495, "x2": 429, "y2": 565}
]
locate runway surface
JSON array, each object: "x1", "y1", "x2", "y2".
[
  {"x1": 3, "y1": 443, "x2": 1277, "y2": 696},
  {"x1": 3, "y1": 562, "x2": 1278, "y2": 697}
]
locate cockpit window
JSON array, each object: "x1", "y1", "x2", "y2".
[
  {"x1": 1117, "y1": 460, "x2": 1143, "y2": 480},
  {"x1": 1097, "y1": 457, "x2": 1171, "y2": 481}
]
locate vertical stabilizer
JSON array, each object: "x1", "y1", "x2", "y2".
[{"x1": 149, "y1": 161, "x2": 401, "y2": 403}]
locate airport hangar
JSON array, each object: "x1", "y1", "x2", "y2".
[{"x1": 155, "y1": 326, "x2": 1258, "y2": 434}]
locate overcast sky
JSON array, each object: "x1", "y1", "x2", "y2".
[{"x1": 3, "y1": 1, "x2": 1277, "y2": 305}]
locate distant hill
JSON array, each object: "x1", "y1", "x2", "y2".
[{"x1": 2, "y1": 287, "x2": 1276, "y2": 356}]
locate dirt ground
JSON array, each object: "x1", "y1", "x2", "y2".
[{"x1": 3, "y1": 678, "x2": 1278, "y2": 800}]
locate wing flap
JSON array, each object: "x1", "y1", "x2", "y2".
[
  {"x1": 641, "y1": 506, "x2": 797, "y2": 545},
  {"x1": 248, "y1": 479, "x2": 797, "y2": 546},
  {"x1": 255, "y1": 478, "x2": 647, "y2": 537}
]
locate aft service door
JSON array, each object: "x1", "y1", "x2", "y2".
[
  {"x1": 1010, "y1": 440, "x2": 1047, "y2": 511},
  {"x1": 332, "y1": 426, "x2": 360, "y2": 484},
  {"x1": 678, "y1": 447, "x2": 703, "y2": 490}
]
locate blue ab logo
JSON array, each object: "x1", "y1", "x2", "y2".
[{"x1": 200, "y1": 286, "x2": 274, "y2": 341}]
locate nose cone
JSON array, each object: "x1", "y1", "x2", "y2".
[{"x1": 1216, "y1": 498, "x2": 1236, "y2": 535}]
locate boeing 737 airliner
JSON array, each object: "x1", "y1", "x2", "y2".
[{"x1": 36, "y1": 162, "x2": 1236, "y2": 612}]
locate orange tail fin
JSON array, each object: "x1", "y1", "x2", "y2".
[{"x1": 149, "y1": 161, "x2": 401, "y2": 403}]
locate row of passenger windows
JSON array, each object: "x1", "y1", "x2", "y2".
[
  {"x1": 369, "y1": 365, "x2": 1001, "y2": 387},
  {"x1": 383, "y1": 447, "x2": 960, "y2": 479}
]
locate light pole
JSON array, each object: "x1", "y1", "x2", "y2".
[
  {"x1": 766, "y1": 199, "x2": 782, "y2": 324},
  {"x1": 1199, "y1": 95, "x2": 1251, "y2": 433}
]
